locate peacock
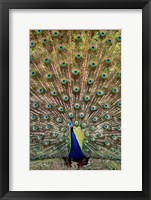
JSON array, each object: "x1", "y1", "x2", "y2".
[{"x1": 30, "y1": 30, "x2": 121, "y2": 170}]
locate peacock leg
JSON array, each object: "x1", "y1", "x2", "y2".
[
  {"x1": 77, "y1": 157, "x2": 90, "y2": 170},
  {"x1": 63, "y1": 157, "x2": 72, "y2": 170}
]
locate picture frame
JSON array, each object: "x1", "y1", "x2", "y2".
[{"x1": 0, "y1": 0, "x2": 150, "y2": 199}]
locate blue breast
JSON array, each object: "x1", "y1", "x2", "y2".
[{"x1": 68, "y1": 131, "x2": 85, "y2": 161}]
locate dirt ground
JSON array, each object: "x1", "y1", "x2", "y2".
[{"x1": 30, "y1": 158, "x2": 121, "y2": 170}]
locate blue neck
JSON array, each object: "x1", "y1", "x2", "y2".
[{"x1": 68, "y1": 130, "x2": 85, "y2": 161}]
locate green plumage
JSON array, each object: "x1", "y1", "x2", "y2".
[{"x1": 30, "y1": 30, "x2": 121, "y2": 169}]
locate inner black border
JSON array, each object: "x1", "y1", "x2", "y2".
[{"x1": 0, "y1": 0, "x2": 151, "y2": 199}]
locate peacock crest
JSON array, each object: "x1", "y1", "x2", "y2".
[{"x1": 30, "y1": 30, "x2": 121, "y2": 170}]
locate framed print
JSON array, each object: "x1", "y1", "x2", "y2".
[{"x1": 0, "y1": 0, "x2": 151, "y2": 200}]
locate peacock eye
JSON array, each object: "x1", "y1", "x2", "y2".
[
  {"x1": 47, "y1": 73, "x2": 53, "y2": 79},
  {"x1": 58, "y1": 106, "x2": 64, "y2": 113},
  {"x1": 64, "y1": 132, "x2": 69, "y2": 137},
  {"x1": 33, "y1": 102, "x2": 39, "y2": 108},
  {"x1": 74, "y1": 121, "x2": 79, "y2": 126},
  {"x1": 44, "y1": 141, "x2": 49, "y2": 145},
  {"x1": 105, "y1": 58, "x2": 110, "y2": 64},
  {"x1": 31, "y1": 71, "x2": 37, "y2": 77},
  {"x1": 31, "y1": 115, "x2": 37, "y2": 120},
  {"x1": 103, "y1": 103, "x2": 110, "y2": 109},
  {"x1": 62, "y1": 94, "x2": 69, "y2": 102},
  {"x1": 44, "y1": 58, "x2": 50, "y2": 64},
  {"x1": 100, "y1": 32, "x2": 106, "y2": 37},
  {"x1": 105, "y1": 141, "x2": 110, "y2": 146},
  {"x1": 104, "y1": 114, "x2": 111, "y2": 120},
  {"x1": 117, "y1": 36, "x2": 121, "y2": 41},
  {"x1": 46, "y1": 125, "x2": 51, "y2": 129},
  {"x1": 90, "y1": 62, "x2": 96, "y2": 69},
  {"x1": 103, "y1": 124, "x2": 109, "y2": 129},
  {"x1": 68, "y1": 112, "x2": 74, "y2": 118},
  {"x1": 87, "y1": 78, "x2": 94, "y2": 85},
  {"x1": 51, "y1": 90, "x2": 57, "y2": 96},
  {"x1": 72, "y1": 68, "x2": 80, "y2": 76},
  {"x1": 56, "y1": 117, "x2": 63, "y2": 123},
  {"x1": 84, "y1": 95, "x2": 91, "y2": 102},
  {"x1": 85, "y1": 131, "x2": 90, "y2": 137},
  {"x1": 53, "y1": 31, "x2": 59, "y2": 37},
  {"x1": 81, "y1": 122, "x2": 86, "y2": 128},
  {"x1": 90, "y1": 105, "x2": 97, "y2": 111},
  {"x1": 38, "y1": 135, "x2": 43, "y2": 140},
  {"x1": 30, "y1": 41, "x2": 36, "y2": 48},
  {"x1": 61, "y1": 78, "x2": 68, "y2": 85},
  {"x1": 101, "y1": 73, "x2": 107, "y2": 80},
  {"x1": 74, "y1": 103, "x2": 80, "y2": 109},
  {"x1": 111, "y1": 87, "x2": 119, "y2": 94},
  {"x1": 44, "y1": 115, "x2": 49, "y2": 120},
  {"x1": 43, "y1": 38, "x2": 48, "y2": 44},
  {"x1": 76, "y1": 36, "x2": 81, "y2": 41},
  {"x1": 37, "y1": 30, "x2": 42, "y2": 34},
  {"x1": 38, "y1": 87, "x2": 45, "y2": 94},
  {"x1": 76, "y1": 54, "x2": 81, "y2": 59},
  {"x1": 117, "y1": 71, "x2": 121, "y2": 78},
  {"x1": 89, "y1": 126, "x2": 94, "y2": 131},
  {"x1": 107, "y1": 39, "x2": 112, "y2": 44},
  {"x1": 112, "y1": 135, "x2": 117, "y2": 140},
  {"x1": 46, "y1": 104, "x2": 52, "y2": 109},
  {"x1": 61, "y1": 61, "x2": 67, "y2": 67},
  {"x1": 116, "y1": 126, "x2": 121, "y2": 131},
  {"x1": 61, "y1": 127, "x2": 67, "y2": 132},
  {"x1": 53, "y1": 133, "x2": 58, "y2": 138},
  {"x1": 35, "y1": 147, "x2": 39, "y2": 151},
  {"x1": 96, "y1": 89, "x2": 104, "y2": 96},
  {"x1": 73, "y1": 86, "x2": 80, "y2": 93},
  {"x1": 79, "y1": 112, "x2": 85, "y2": 119},
  {"x1": 92, "y1": 117, "x2": 98, "y2": 122},
  {"x1": 58, "y1": 45, "x2": 65, "y2": 51},
  {"x1": 117, "y1": 101, "x2": 121, "y2": 107},
  {"x1": 90, "y1": 46, "x2": 96, "y2": 51},
  {"x1": 33, "y1": 125, "x2": 38, "y2": 131}
]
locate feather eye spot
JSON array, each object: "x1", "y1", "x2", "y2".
[
  {"x1": 74, "y1": 121, "x2": 79, "y2": 126},
  {"x1": 44, "y1": 58, "x2": 50, "y2": 64},
  {"x1": 31, "y1": 71, "x2": 37, "y2": 77},
  {"x1": 58, "y1": 107, "x2": 64, "y2": 113},
  {"x1": 31, "y1": 115, "x2": 37, "y2": 120},
  {"x1": 100, "y1": 32, "x2": 106, "y2": 37},
  {"x1": 101, "y1": 73, "x2": 107, "y2": 80},
  {"x1": 58, "y1": 45, "x2": 65, "y2": 51},
  {"x1": 84, "y1": 95, "x2": 90, "y2": 102},
  {"x1": 33, "y1": 102, "x2": 39, "y2": 108},
  {"x1": 44, "y1": 115, "x2": 50, "y2": 120},
  {"x1": 92, "y1": 117, "x2": 98, "y2": 122},
  {"x1": 105, "y1": 58, "x2": 111, "y2": 64},
  {"x1": 68, "y1": 112, "x2": 74, "y2": 118},
  {"x1": 111, "y1": 87, "x2": 119, "y2": 94},
  {"x1": 30, "y1": 41, "x2": 36, "y2": 48},
  {"x1": 79, "y1": 112, "x2": 85, "y2": 119},
  {"x1": 37, "y1": 30, "x2": 42, "y2": 34},
  {"x1": 76, "y1": 36, "x2": 81, "y2": 41},
  {"x1": 61, "y1": 61, "x2": 67, "y2": 67},
  {"x1": 117, "y1": 36, "x2": 121, "y2": 41},
  {"x1": 117, "y1": 101, "x2": 121, "y2": 107},
  {"x1": 74, "y1": 103, "x2": 80, "y2": 110},
  {"x1": 107, "y1": 39, "x2": 112, "y2": 44},
  {"x1": 43, "y1": 38, "x2": 48, "y2": 44},
  {"x1": 53, "y1": 31, "x2": 59, "y2": 37},
  {"x1": 47, "y1": 74, "x2": 53, "y2": 79},
  {"x1": 33, "y1": 125, "x2": 38, "y2": 131},
  {"x1": 56, "y1": 117, "x2": 63, "y2": 123}
]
